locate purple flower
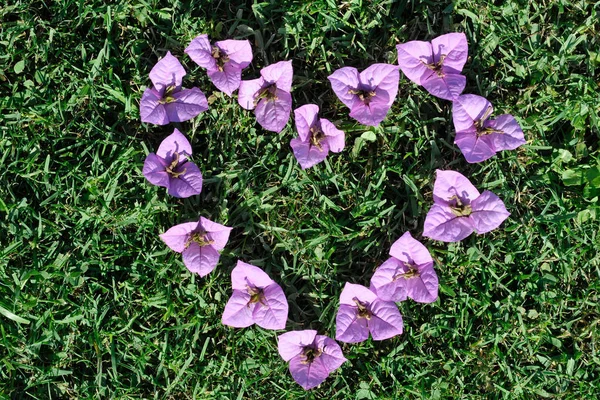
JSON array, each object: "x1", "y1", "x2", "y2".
[
  {"x1": 370, "y1": 232, "x2": 439, "y2": 303},
  {"x1": 222, "y1": 261, "x2": 288, "y2": 330},
  {"x1": 238, "y1": 60, "x2": 293, "y2": 133},
  {"x1": 335, "y1": 283, "x2": 403, "y2": 343},
  {"x1": 185, "y1": 34, "x2": 253, "y2": 96},
  {"x1": 140, "y1": 52, "x2": 209, "y2": 125},
  {"x1": 452, "y1": 94, "x2": 526, "y2": 163},
  {"x1": 423, "y1": 170, "x2": 510, "y2": 242},
  {"x1": 328, "y1": 64, "x2": 399, "y2": 126},
  {"x1": 142, "y1": 129, "x2": 203, "y2": 198},
  {"x1": 278, "y1": 330, "x2": 347, "y2": 390},
  {"x1": 160, "y1": 217, "x2": 232, "y2": 277},
  {"x1": 396, "y1": 32, "x2": 468, "y2": 101},
  {"x1": 290, "y1": 104, "x2": 345, "y2": 169}
]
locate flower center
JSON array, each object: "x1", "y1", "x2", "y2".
[
  {"x1": 349, "y1": 89, "x2": 376, "y2": 104},
  {"x1": 353, "y1": 298, "x2": 372, "y2": 320},
  {"x1": 309, "y1": 126, "x2": 326, "y2": 150},
  {"x1": 159, "y1": 85, "x2": 178, "y2": 104},
  {"x1": 474, "y1": 106, "x2": 503, "y2": 136},
  {"x1": 255, "y1": 84, "x2": 278, "y2": 104},
  {"x1": 211, "y1": 46, "x2": 230, "y2": 72},
  {"x1": 393, "y1": 263, "x2": 420, "y2": 280},
  {"x1": 187, "y1": 230, "x2": 213, "y2": 247},
  {"x1": 301, "y1": 346, "x2": 323, "y2": 364},
  {"x1": 165, "y1": 152, "x2": 187, "y2": 178},
  {"x1": 423, "y1": 53, "x2": 447, "y2": 77},
  {"x1": 448, "y1": 194, "x2": 472, "y2": 217},
  {"x1": 247, "y1": 286, "x2": 266, "y2": 306}
]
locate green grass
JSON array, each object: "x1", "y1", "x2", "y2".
[{"x1": 1, "y1": 0, "x2": 599, "y2": 398}]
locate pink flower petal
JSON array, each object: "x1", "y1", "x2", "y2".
[
  {"x1": 432, "y1": 170, "x2": 480, "y2": 206},
  {"x1": 367, "y1": 299, "x2": 403, "y2": 340},
  {"x1": 339, "y1": 283, "x2": 377, "y2": 306},
  {"x1": 402, "y1": 264, "x2": 439, "y2": 303},
  {"x1": 423, "y1": 203, "x2": 475, "y2": 242},
  {"x1": 469, "y1": 190, "x2": 510, "y2": 233},
  {"x1": 143, "y1": 153, "x2": 169, "y2": 189},
  {"x1": 335, "y1": 304, "x2": 369, "y2": 343},
  {"x1": 370, "y1": 257, "x2": 408, "y2": 302},
  {"x1": 314, "y1": 336, "x2": 347, "y2": 373},
  {"x1": 149, "y1": 51, "x2": 186, "y2": 94},
  {"x1": 294, "y1": 104, "x2": 320, "y2": 142},
  {"x1": 358, "y1": 63, "x2": 399, "y2": 105},
  {"x1": 290, "y1": 137, "x2": 330, "y2": 170},
  {"x1": 348, "y1": 94, "x2": 392, "y2": 126},
  {"x1": 255, "y1": 90, "x2": 292, "y2": 133},
  {"x1": 237, "y1": 77, "x2": 265, "y2": 110},
  {"x1": 157, "y1": 128, "x2": 192, "y2": 160},
  {"x1": 207, "y1": 64, "x2": 243, "y2": 96},
  {"x1": 140, "y1": 88, "x2": 169, "y2": 125},
  {"x1": 422, "y1": 73, "x2": 466, "y2": 101},
  {"x1": 486, "y1": 114, "x2": 526, "y2": 151},
  {"x1": 252, "y1": 283, "x2": 289, "y2": 330},
  {"x1": 396, "y1": 40, "x2": 434, "y2": 85},
  {"x1": 166, "y1": 161, "x2": 203, "y2": 198},
  {"x1": 159, "y1": 222, "x2": 198, "y2": 253},
  {"x1": 328, "y1": 67, "x2": 360, "y2": 109},
  {"x1": 182, "y1": 242, "x2": 220, "y2": 277},
  {"x1": 431, "y1": 32, "x2": 468, "y2": 74},
  {"x1": 231, "y1": 261, "x2": 275, "y2": 291},
  {"x1": 184, "y1": 34, "x2": 217, "y2": 71},
  {"x1": 452, "y1": 94, "x2": 493, "y2": 133},
  {"x1": 199, "y1": 217, "x2": 232, "y2": 251},
  {"x1": 288, "y1": 354, "x2": 330, "y2": 390},
  {"x1": 260, "y1": 60, "x2": 293, "y2": 92},
  {"x1": 222, "y1": 290, "x2": 255, "y2": 328},
  {"x1": 389, "y1": 231, "x2": 433, "y2": 265},
  {"x1": 216, "y1": 39, "x2": 253, "y2": 68},
  {"x1": 321, "y1": 119, "x2": 345, "y2": 153},
  {"x1": 454, "y1": 130, "x2": 497, "y2": 163},
  {"x1": 164, "y1": 87, "x2": 208, "y2": 123},
  {"x1": 277, "y1": 330, "x2": 318, "y2": 361}
]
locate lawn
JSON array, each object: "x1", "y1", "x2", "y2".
[{"x1": 1, "y1": 0, "x2": 599, "y2": 398}]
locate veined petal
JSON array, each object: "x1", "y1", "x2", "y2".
[
  {"x1": 314, "y1": 336, "x2": 347, "y2": 373},
  {"x1": 140, "y1": 88, "x2": 169, "y2": 125},
  {"x1": 290, "y1": 137, "x2": 330, "y2": 170},
  {"x1": 288, "y1": 354, "x2": 330, "y2": 390},
  {"x1": 231, "y1": 261, "x2": 274, "y2": 291},
  {"x1": 349, "y1": 94, "x2": 392, "y2": 127},
  {"x1": 198, "y1": 217, "x2": 232, "y2": 251},
  {"x1": 452, "y1": 94, "x2": 493, "y2": 133},
  {"x1": 321, "y1": 119, "x2": 345, "y2": 153},
  {"x1": 157, "y1": 128, "x2": 192, "y2": 160},
  {"x1": 367, "y1": 299, "x2": 403, "y2": 340},
  {"x1": 149, "y1": 51, "x2": 186, "y2": 94},
  {"x1": 370, "y1": 257, "x2": 408, "y2": 302},
  {"x1": 182, "y1": 242, "x2": 220, "y2": 277},
  {"x1": 143, "y1": 153, "x2": 169, "y2": 189},
  {"x1": 335, "y1": 304, "x2": 369, "y2": 343},
  {"x1": 358, "y1": 63, "x2": 399, "y2": 104},
  {"x1": 260, "y1": 60, "x2": 293, "y2": 92},
  {"x1": 216, "y1": 39, "x2": 253, "y2": 68},
  {"x1": 278, "y1": 330, "x2": 318, "y2": 361},
  {"x1": 339, "y1": 282, "x2": 377, "y2": 306},
  {"x1": 423, "y1": 203, "x2": 475, "y2": 242},
  {"x1": 294, "y1": 104, "x2": 320, "y2": 142},
  {"x1": 167, "y1": 161, "x2": 203, "y2": 198},
  {"x1": 237, "y1": 78, "x2": 265, "y2": 110},
  {"x1": 328, "y1": 67, "x2": 360, "y2": 109},
  {"x1": 389, "y1": 231, "x2": 433, "y2": 265},
  {"x1": 252, "y1": 283, "x2": 289, "y2": 330},
  {"x1": 164, "y1": 87, "x2": 208, "y2": 123},
  {"x1": 208, "y1": 64, "x2": 243, "y2": 96},
  {"x1": 432, "y1": 170, "x2": 480, "y2": 206},
  {"x1": 422, "y1": 73, "x2": 466, "y2": 101},
  {"x1": 431, "y1": 32, "x2": 468, "y2": 73},
  {"x1": 486, "y1": 114, "x2": 526, "y2": 151},
  {"x1": 222, "y1": 290, "x2": 255, "y2": 328},
  {"x1": 469, "y1": 190, "x2": 510, "y2": 233},
  {"x1": 159, "y1": 221, "x2": 198, "y2": 253},
  {"x1": 184, "y1": 34, "x2": 217, "y2": 71},
  {"x1": 255, "y1": 90, "x2": 292, "y2": 133},
  {"x1": 454, "y1": 129, "x2": 497, "y2": 163},
  {"x1": 403, "y1": 263, "x2": 439, "y2": 303},
  {"x1": 396, "y1": 40, "x2": 434, "y2": 85}
]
